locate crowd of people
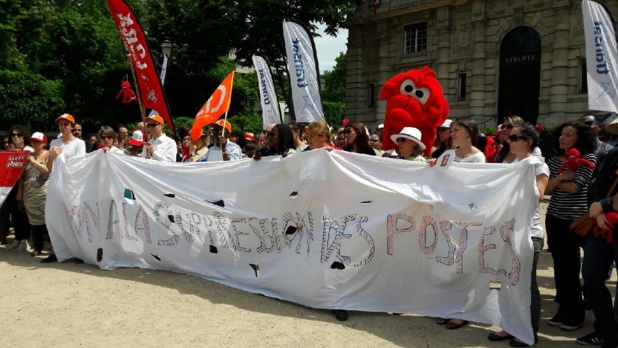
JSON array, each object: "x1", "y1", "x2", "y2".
[{"x1": 1, "y1": 111, "x2": 618, "y2": 347}]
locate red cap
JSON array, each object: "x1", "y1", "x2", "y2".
[{"x1": 30, "y1": 132, "x2": 47, "y2": 143}]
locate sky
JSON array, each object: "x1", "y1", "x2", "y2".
[{"x1": 313, "y1": 23, "x2": 348, "y2": 72}]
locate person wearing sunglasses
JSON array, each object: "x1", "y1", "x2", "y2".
[
  {"x1": 544, "y1": 121, "x2": 597, "y2": 331},
  {"x1": 98, "y1": 126, "x2": 123, "y2": 155},
  {"x1": 578, "y1": 114, "x2": 613, "y2": 162},
  {"x1": 390, "y1": 127, "x2": 426, "y2": 162},
  {"x1": 3, "y1": 125, "x2": 33, "y2": 252},
  {"x1": 487, "y1": 124, "x2": 548, "y2": 347},
  {"x1": 142, "y1": 114, "x2": 177, "y2": 162},
  {"x1": 343, "y1": 121, "x2": 375, "y2": 156},
  {"x1": 253, "y1": 123, "x2": 296, "y2": 160},
  {"x1": 494, "y1": 115, "x2": 526, "y2": 163}
]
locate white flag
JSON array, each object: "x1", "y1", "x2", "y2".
[
  {"x1": 283, "y1": 19, "x2": 325, "y2": 123},
  {"x1": 583, "y1": 0, "x2": 618, "y2": 112},
  {"x1": 252, "y1": 55, "x2": 282, "y2": 128}
]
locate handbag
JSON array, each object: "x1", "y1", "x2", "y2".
[{"x1": 570, "y1": 175, "x2": 618, "y2": 238}]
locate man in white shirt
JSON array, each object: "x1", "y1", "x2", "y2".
[
  {"x1": 200, "y1": 119, "x2": 242, "y2": 162},
  {"x1": 141, "y1": 114, "x2": 177, "y2": 162}
]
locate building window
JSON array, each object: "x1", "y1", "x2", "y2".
[
  {"x1": 579, "y1": 59, "x2": 588, "y2": 94},
  {"x1": 403, "y1": 23, "x2": 427, "y2": 54},
  {"x1": 457, "y1": 72, "x2": 467, "y2": 102},
  {"x1": 368, "y1": 84, "x2": 376, "y2": 108}
]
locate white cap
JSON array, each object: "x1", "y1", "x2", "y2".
[
  {"x1": 129, "y1": 130, "x2": 144, "y2": 146},
  {"x1": 30, "y1": 132, "x2": 47, "y2": 143},
  {"x1": 439, "y1": 119, "x2": 452, "y2": 128}
]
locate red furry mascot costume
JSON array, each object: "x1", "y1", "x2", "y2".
[
  {"x1": 379, "y1": 66, "x2": 449, "y2": 156},
  {"x1": 557, "y1": 148, "x2": 595, "y2": 175},
  {"x1": 116, "y1": 81, "x2": 137, "y2": 104}
]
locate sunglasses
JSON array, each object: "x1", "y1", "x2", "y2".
[
  {"x1": 508, "y1": 134, "x2": 529, "y2": 142},
  {"x1": 267, "y1": 132, "x2": 278, "y2": 138},
  {"x1": 100, "y1": 135, "x2": 114, "y2": 140},
  {"x1": 344, "y1": 128, "x2": 355, "y2": 135},
  {"x1": 369, "y1": 139, "x2": 379, "y2": 143},
  {"x1": 146, "y1": 123, "x2": 158, "y2": 128},
  {"x1": 395, "y1": 137, "x2": 409, "y2": 143},
  {"x1": 583, "y1": 120, "x2": 598, "y2": 126},
  {"x1": 11, "y1": 133, "x2": 22, "y2": 137},
  {"x1": 503, "y1": 124, "x2": 514, "y2": 130}
]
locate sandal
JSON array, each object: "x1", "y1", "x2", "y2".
[
  {"x1": 436, "y1": 318, "x2": 450, "y2": 325},
  {"x1": 445, "y1": 320, "x2": 469, "y2": 330}
]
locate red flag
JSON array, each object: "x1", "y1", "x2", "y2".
[
  {"x1": 0, "y1": 151, "x2": 29, "y2": 209},
  {"x1": 106, "y1": 0, "x2": 175, "y2": 134},
  {"x1": 190, "y1": 71, "x2": 235, "y2": 141}
]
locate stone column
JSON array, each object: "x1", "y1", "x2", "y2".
[
  {"x1": 469, "y1": 0, "x2": 487, "y2": 118},
  {"x1": 435, "y1": 7, "x2": 452, "y2": 90},
  {"x1": 344, "y1": 22, "x2": 365, "y2": 120},
  {"x1": 549, "y1": 0, "x2": 570, "y2": 117}
]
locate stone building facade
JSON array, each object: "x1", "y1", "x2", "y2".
[{"x1": 344, "y1": 0, "x2": 618, "y2": 130}]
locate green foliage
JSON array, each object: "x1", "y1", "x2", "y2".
[
  {"x1": 0, "y1": 70, "x2": 65, "y2": 130},
  {"x1": 321, "y1": 52, "x2": 346, "y2": 103},
  {"x1": 322, "y1": 101, "x2": 345, "y2": 128}
]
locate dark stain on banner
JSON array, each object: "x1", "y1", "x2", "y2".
[
  {"x1": 151, "y1": 254, "x2": 161, "y2": 261},
  {"x1": 207, "y1": 199, "x2": 225, "y2": 207},
  {"x1": 209, "y1": 245, "x2": 218, "y2": 254},
  {"x1": 331, "y1": 261, "x2": 346, "y2": 270},
  {"x1": 97, "y1": 248, "x2": 103, "y2": 262},
  {"x1": 250, "y1": 263, "x2": 260, "y2": 277},
  {"x1": 164, "y1": 193, "x2": 176, "y2": 198}
]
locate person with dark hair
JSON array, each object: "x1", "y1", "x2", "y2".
[
  {"x1": 200, "y1": 120, "x2": 241, "y2": 162},
  {"x1": 450, "y1": 118, "x2": 485, "y2": 163},
  {"x1": 579, "y1": 114, "x2": 613, "y2": 162},
  {"x1": 254, "y1": 123, "x2": 297, "y2": 160},
  {"x1": 431, "y1": 119, "x2": 453, "y2": 158},
  {"x1": 98, "y1": 126, "x2": 123, "y2": 154},
  {"x1": 289, "y1": 122, "x2": 309, "y2": 152},
  {"x1": 494, "y1": 116, "x2": 526, "y2": 163},
  {"x1": 544, "y1": 121, "x2": 597, "y2": 331},
  {"x1": 487, "y1": 124, "x2": 548, "y2": 347},
  {"x1": 343, "y1": 121, "x2": 375, "y2": 156},
  {"x1": 73, "y1": 123, "x2": 94, "y2": 153},
  {"x1": 244, "y1": 141, "x2": 257, "y2": 158},
  {"x1": 0, "y1": 135, "x2": 12, "y2": 244},
  {"x1": 369, "y1": 132, "x2": 384, "y2": 156},
  {"x1": 578, "y1": 146, "x2": 618, "y2": 347},
  {"x1": 228, "y1": 130, "x2": 248, "y2": 153},
  {"x1": 117, "y1": 123, "x2": 129, "y2": 151},
  {"x1": 3, "y1": 125, "x2": 33, "y2": 252}
]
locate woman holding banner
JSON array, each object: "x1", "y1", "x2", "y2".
[
  {"x1": 544, "y1": 121, "x2": 596, "y2": 331},
  {"x1": 254, "y1": 124, "x2": 296, "y2": 160},
  {"x1": 343, "y1": 121, "x2": 375, "y2": 156},
  {"x1": 450, "y1": 119, "x2": 485, "y2": 163},
  {"x1": 305, "y1": 121, "x2": 338, "y2": 151},
  {"x1": 487, "y1": 124, "x2": 548, "y2": 347}
]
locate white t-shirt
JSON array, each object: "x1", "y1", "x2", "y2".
[
  {"x1": 454, "y1": 151, "x2": 486, "y2": 163},
  {"x1": 513, "y1": 157, "x2": 549, "y2": 239},
  {"x1": 50, "y1": 137, "x2": 86, "y2": 163}
]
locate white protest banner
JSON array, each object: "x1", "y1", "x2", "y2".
[
  {"x1": 583, "y1": 0, "x2": 618, "y2": 112},
  {"x1": 252, "y1": 55, "x2": 282, "y2": 128},
  {"x1": 46, "y1": 150, "x2": 537, "y2": 345},
  {"x1": 283, "y1": 19, "x2": 325, "y2": 123}
]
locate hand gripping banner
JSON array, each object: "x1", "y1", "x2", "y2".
[
  {"x1": 107, "y1": 0, "x2": 175, "y2": 133},
  {"x1": 283, "y1": 19, "x2": 325, "y2": 123}
]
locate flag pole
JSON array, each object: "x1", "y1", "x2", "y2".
[{"x1": 127, "y1": 52, "x2": 146, "y2": 120}]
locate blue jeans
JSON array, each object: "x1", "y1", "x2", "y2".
[{"x1": 582, "y1": 229, "x2": 618, "y2": 344}]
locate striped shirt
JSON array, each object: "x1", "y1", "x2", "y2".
[{"x1": 546, "y1": 153, "x2": 596, "y2": 220}]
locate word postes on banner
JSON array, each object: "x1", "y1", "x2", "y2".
[{"x1": 65, "y1": 199, "x2": 522, "y2": 285}]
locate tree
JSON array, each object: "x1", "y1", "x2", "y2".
[
  {"x1": 321, "y1": 52, "x2": 346, "y2": 126},
  {"x1": 229, "y1": 0, "x2": 355, "y2": 117}
]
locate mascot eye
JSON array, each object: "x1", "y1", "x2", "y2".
[{"x1": 399, "y1": 79, "x2": 431, "y2": 105}]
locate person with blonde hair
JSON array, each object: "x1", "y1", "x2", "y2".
[{"x1": 305, "y1": 121, "x2": 338, "y2": 151}]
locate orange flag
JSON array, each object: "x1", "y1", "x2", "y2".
[{"x1": 190, "y1": 71, "x2": 235, "y2": 141}]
